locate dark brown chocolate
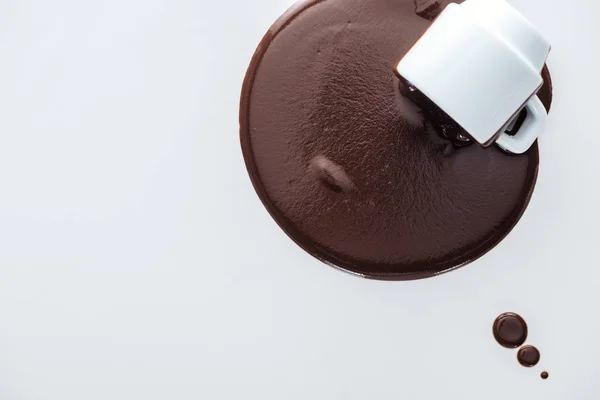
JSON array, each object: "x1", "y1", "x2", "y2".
[
  {"x1": 517, "y1": 345, "x2": 541, "y2": 367},
  {"x1": 415, "y1": 0, "x2": 455, "y2": 20},
  {"x1": 240, "y1": 0, "x2": 553, "y2": 280},
  {"x1": 493, "y1": 313, "x2": 528, "y2": 349},
  {"x1": 541, "y1": 371, "x2": 549, "y2": 380}
]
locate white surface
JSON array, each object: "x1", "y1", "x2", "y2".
[
  {"x1": 0, "y1": 0, "x2": 598, "y2": 399},
  {"x1": 396, "y1": 0, "x2": 550, "y2": 153}
]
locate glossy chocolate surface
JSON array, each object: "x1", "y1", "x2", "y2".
[{"x1": 240, "y1": 0, "x2": 553, "y2": 279}]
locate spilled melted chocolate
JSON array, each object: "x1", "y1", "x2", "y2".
[
  {"x1": 517, "y1": 345, "x2": 541, "y2": 367},
  {"x1": 240, "y1": 0, "x2": 553, "y2": 279},
  {"x1": 493, "y1": 313, "x2": 528, "y2": 349}
]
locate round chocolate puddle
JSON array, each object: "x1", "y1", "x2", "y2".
[
  {"x1": 517, "y1": 345, "x2": 541, "y2": 367},
  {"x1": 493, "y1": 312, "x2": 529, "y2": 349},
  {"x1": 240, "y1": 0, "x2": 553, "y2": 280}
]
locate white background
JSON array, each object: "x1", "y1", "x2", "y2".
[{"x1": 0, "y1": 0, "x2": 598, "y2": 398}]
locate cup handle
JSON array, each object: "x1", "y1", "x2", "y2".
[{"x1": 495, "y1": 96, "x2": 547, "y2": 154}]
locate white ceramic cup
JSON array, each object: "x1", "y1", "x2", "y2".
[{"x1": 395, "y1": 0, "x2": 551, "y2": 154}]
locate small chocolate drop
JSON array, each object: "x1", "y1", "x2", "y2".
[
  {"x1": 541, "y1": 371, "x2": 549, "y2": 380},
  {"x1": 517, "y1": 345, "x2": 540, "y2": 367},
  {"x1": 493, "y1": 313, "x2": 528, "y2": 349}
]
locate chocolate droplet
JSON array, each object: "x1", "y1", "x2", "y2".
[
  {"x1": 493, "y1": 313, "x2": 528, "y2": 349},
  {"x1": 541, "y1": 371, "x2": 549, "y2": 380},
  {"x1": 517, "y1": 345, "x2": 540, "y2": 367}
]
